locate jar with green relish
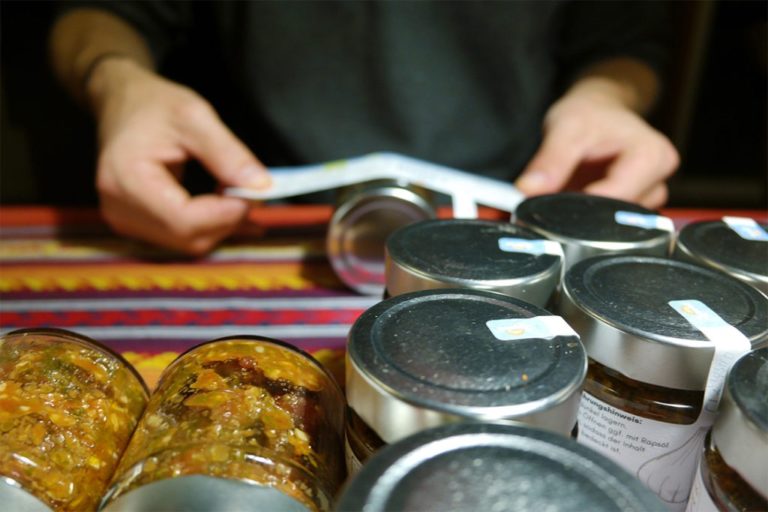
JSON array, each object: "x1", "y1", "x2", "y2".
[
  {"x1": 0, "y1": 328, "x2": 149, "y2": 512},
  {"x1": 100, "y1": 336, "x2": 345, "y2": 512}
]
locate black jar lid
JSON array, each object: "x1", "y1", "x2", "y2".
[
  {"x1": 335, "y1": 422, "x2": 666, "y2": 512},
  {"x1": 674, "y1": 219, "x2": 768, "y2": 293},
  {"x1": 560, "y1": 255, "x2": 768, "y2": 390},
  {"x1": 514, "y1": 192, "x2": 671, "y2": 243},
  {"x1": 713, "y1": 347, "x2": 768, "y2": 496},
  {"x1": 347, "y1": 289, "x2": 586, "y2": 441},
  {"x1": 385, "y1": 219, "x2": 562, "y2": 305}
]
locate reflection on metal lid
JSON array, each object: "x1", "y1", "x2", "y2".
[
  {"x1": 100, "y1": 475, "x2": 309, "y2": 512},
  {"x1": 335, "y1": 422, "x2": 666, "y2": 512},
  {"x1": 674, "y1": 219, "x2": 768, "y2": 293},
  {"x1": 326, "y1": 182, "x2": 435, "y2": 296}
]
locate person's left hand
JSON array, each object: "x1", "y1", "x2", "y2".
[{"x1": 515, "y1": 83, "x2": 679, "y2": 208}]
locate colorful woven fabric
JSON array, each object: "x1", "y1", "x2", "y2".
[{"x1": 0, "y1": 206, "x2": 377, "y2": 388}]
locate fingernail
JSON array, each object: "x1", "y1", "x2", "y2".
[
  {"x1": 516, "y1": 170, "x2": 549, "y2": 191},
  {"x1": 239, "y1": 164, "x2": 271, "y2": 189}
]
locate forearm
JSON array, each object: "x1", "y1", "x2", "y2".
[
  {"x1": 562, "y1": 57, "x2": 660, "y2": 115},
  {"x1": 49, "y1": 8, "x2": 155, "y2": 108}
]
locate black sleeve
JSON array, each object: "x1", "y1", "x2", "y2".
[
  {"x1": 554, "y1": 0, "x2": 672, "y2": 88},
  {"x1": 55, "y1": 0, "x2": 194, "y2": 66}
]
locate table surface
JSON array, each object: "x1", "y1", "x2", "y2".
[{"x1": 1, "y1": 204, "x2": 765, "y2": 388}]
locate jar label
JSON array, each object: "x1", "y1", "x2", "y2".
[
  {"x1": 685, "y1": 464, "x2": 720, "y2": 512},
  {"x1": 486, "y1": 316, "x2": 578, "y2": 341},
  {"x1": 668, "y1": 300, "x2": 752, "y2": 424},
  {"x1": 722, "y1": 216, "x2": 768, "y2": 242},
  {"x1": 577, "y1": 392, "x2": 706, "y2": 511},
  {"x1": 497, "y1": 237, "x2": 563, "y2": 257},
  {"x1": 615, "y1": 211, "x2": 675, "y2": 232}
]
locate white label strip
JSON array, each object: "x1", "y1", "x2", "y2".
[
  {"x1": 486, "y1": 316, "x2": 578, "y2": 341},
  {"x1": 722, "y1": 216, "x2": 768, "y2": 242},
  {"x1": 615, "y1": 211, "x2": 675, "y2": 232},
  {"x1": 225, "y1": 152, "x2": 525, "y2": 217},
  {"x1": 498, "y1": 237, "x2": 563, "y2": 257},
  {"x1": 668, "y1": 300, "x2": 751, "y2": 423}
]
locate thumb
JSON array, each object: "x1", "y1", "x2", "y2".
[
  {"x1": 515, "y1": 129, "x2": 585, "y2": 196},
  {"x1": 180, "y1": 105, "x2": 271, "y2": 189}
]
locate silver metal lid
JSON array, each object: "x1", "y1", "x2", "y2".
[
  {"x1": 100, "y1": 475, "x2": 309, "y2": 511},
  {"x1": 712, "y1": 347, "x2": 768, "y2": 496},
  {"x1": 674, "y1": 220, "x2": 768, "y2": 294},
  {"x1": 559, "y1": 255, "x2": 768, "y2": 390},
  {"x1": 335, "y1": 422, "x2": 666, "y2": 512},
  {"x1": 385, "y1": 219, "x2": 562, "y2": 307},
  {"x1": 326, "y1": 181, "x2": 435, "y2": 296},
  {"x1": 0, "y1": 478, "x2": 52, "y2": 512},
  {"x1": 514, "y1": 193, "x2": 671, "y2": 269},
  {"x1": 347, "y1": 289, "x2": 586, "y2": 441}
]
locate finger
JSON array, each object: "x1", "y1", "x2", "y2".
[
  {"x1": 515, "y1": 122, "x2": 588, "y2": 195},
  {"x1": 584, "y1": 141, "x2": 676, "y2": 204},
  {"x1": 101, "y1": 160, "x2": 248, "y2": 254},
  {"x1": 176, "y1": 103, "x2": 271, "y2": 189},
  {"x1": 635, "y1": 183, "x2": 668, "y2": 209}
]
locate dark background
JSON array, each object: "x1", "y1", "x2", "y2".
[{"x1": 1, "y1": 1, "x2": 766, "y2": 209}]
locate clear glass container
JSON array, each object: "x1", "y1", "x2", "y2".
[
  {"x1": 0, "y1": 328, "x2": 149, "y2": 512},
  {"x1": 101, "y1": 336, "x2": 346, "y2": 512}
]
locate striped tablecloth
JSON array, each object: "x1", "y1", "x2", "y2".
[{"x1": 0, "y1": 205, "x2": 381, "y2": 388}]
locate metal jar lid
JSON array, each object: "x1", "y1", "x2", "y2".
[
  {"x1": 100, "y1": 475, "x2": 310, "y2": 511},
  {"x1": 385, "y1": 219, "x2": 562, "y2": 307},
  {"x1": 0, "y1": 479, "x2": 51, "y2": 512},
  {"x1": 346, "y1": 289, "x2": 587, "y2": 441},
  {"x1": 712, "y1": 347, "x2": 768, "y2": 497},
  {"x1": 335, "y1": 422, "x2": 666, "y2": 512},
  {"x1": 513, "y1": 192, "x2": 672, "y2": 269},
  {"x1": 559, "y1": 255, "x2": 768, "y2": 390},
  {"x1": 674, "y1": 219, "x2": 768, "y2": 294},
  {"x1": 326, "y1": 181, "x2": 435, "y2": 296}
]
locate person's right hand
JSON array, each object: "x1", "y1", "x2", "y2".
[{"x1": 86, "y1": 58, "x2": 270, "y2": 255}]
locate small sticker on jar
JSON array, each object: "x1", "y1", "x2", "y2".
[
  {"x1": 722, "y1": 216, "x2": 768, "y2": 242},
  {"x1": 498, "y1": 237, "x2": 562, "y2": 256},
  {"x1": 615, "y1": 211, "x2": 675, "y2": 232},
  {"x1": 486, "y1": 316, "x2": 578, "y2": 341},
  {"x1": 669, "y1": 299, "x2": 751, "y2": 420}
]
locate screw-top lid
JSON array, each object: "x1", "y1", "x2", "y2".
[
  {"x1": 347, "y1": 289, "x2": 586, "y2": 441},
  {"x1": 560, "y1": 255, "x2": 768, "y2": 390},
  {"x1": 514, "y1": 193, "x2": 672, "y2": 268},
  {"x1": 326, "y1": 181, "x2": 435, "y2": 296},
  {"x1": 712, "y1": 347, "x2": 768, "y2": 497},
  {"x1": 335, "y1": 422, "x2": 666, "y2": 512},
  {"x1": 385, "y1": 219, "x2": 562, "y2": 306},
  {"x1": 100, "y1": 475, "x2": 309, "y2": 512},
  {"x1": 674, "y1": 219, "x2": 768, "y2": 294}
]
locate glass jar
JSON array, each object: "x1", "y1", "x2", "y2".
[
  {"x1": 0, "y1": 328, "x2": 148, "y2": 512},
  {"x1": 674, "y1": 218, "x2": 768, "y2": 294},
  {"x1": 385, "y1": 219, "x2": 563, "y2": 307},
  {"x1": 326, "y1": 180, "x2": 435, "y2": 296},
  {"x1": 514, "y1": 192, "x2": 673, "y2": 269},
  {"x1": 336, "y1": 422, "x2": 666, "y2": 512},
  {"x1": 346, "y1": 288, "x2": 587, "y2": 471},
  {"x1": 558, "y1": 255, "x2": 768, "y2": 511},
  {"x1": 100, "y1": 336, "x2": 345, "y2": 512},
  {"x1": 686, "y1": 348, "x2": 767, "y2": 511}
]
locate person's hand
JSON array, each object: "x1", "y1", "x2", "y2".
[
  {"x1": 87, "y1": 58, "x2": 270, "y2": 255},
  {"x1": 515, "y1": 73, "x2": 679, "y2": 209}
]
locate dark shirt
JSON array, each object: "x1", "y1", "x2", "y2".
[{"x1": 63, "y1": 1, "x2": 669, "y2": 182}]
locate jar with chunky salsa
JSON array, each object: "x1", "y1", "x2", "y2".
[
  {"x1": 101, "y1": 336, "x2": 345, "y2": 512},
  {"x1": 0, "y1": 328, "x2": 149, "y2": 512}
]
